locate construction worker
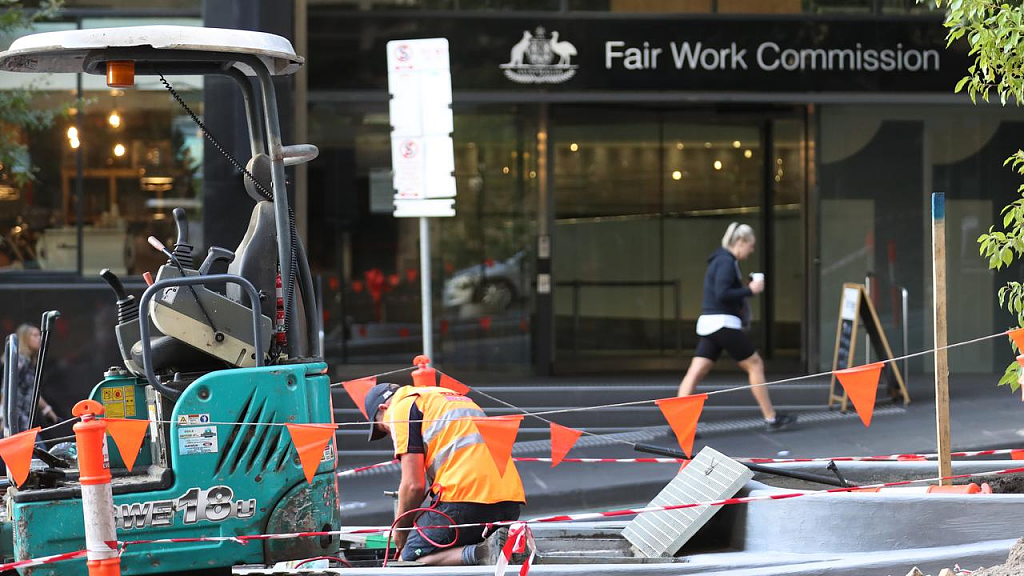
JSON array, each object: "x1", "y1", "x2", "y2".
[{"x1": 364, "y1": 382, "x2": 525, "y2": 566}]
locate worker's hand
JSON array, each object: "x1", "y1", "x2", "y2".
[
  {"x1": 749, "y1": 278, "x2": 765, "y2": 294},
  {"x1": 392, "y1": 528, "x2": 408, "y2": 554}
]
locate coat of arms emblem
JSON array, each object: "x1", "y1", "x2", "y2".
[{"x1": 500, "y1": 27, "x2": 577, "y2": 84}]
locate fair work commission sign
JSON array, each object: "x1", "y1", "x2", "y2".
[{"x1": 314, "y1": 16, "x2": 970, "y2": 93}]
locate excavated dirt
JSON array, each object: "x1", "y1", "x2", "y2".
[{"x1": 968, "y1": 538, "x2": 1024, "y2": 576}]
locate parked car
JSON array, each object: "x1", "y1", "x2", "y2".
[{"x1": 443, "y1": 251, "x2": 529, "y2": 312}]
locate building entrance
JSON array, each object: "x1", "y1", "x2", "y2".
[{"x1": 550, "y1": 106, "x2": 807, "y2": 372}]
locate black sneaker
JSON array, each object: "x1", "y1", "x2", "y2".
[{"x1": 765, "y1": 412, "x2": 797, "y2": 432}]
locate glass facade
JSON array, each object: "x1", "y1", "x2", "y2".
[
  {"x1": 308, "y1": 100, "x2": 537, "y2": 369},
  {"x1": 0, "y1": 15, "x2": 203, "y2": 276},
  {"x1": 818, "y1": 104, "x2": 1022, "y2": 374},
  {"x1": 304, "y1": 6, "x2": 1022, "y2": 376},
  {"x1": 3, "y1": 1, "x2": 1020, "y2": 381}
]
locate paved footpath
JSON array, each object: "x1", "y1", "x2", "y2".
[{"x1": 337, "y1": 371, "x2": 1024, "y2": 525}]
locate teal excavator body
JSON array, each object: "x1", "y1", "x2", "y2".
[{"x1": 0, "y1": 25, "x2": 340, "y2": 575}]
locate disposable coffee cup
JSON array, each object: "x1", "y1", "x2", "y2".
[{"x1": 750, "y1": 272, "x2": 765, "y2": 283}]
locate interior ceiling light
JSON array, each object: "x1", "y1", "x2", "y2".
[
  {"x1": 713, "y1": 160, "x2": 723, "y2": 171},
  {"x1": 113, "y1": 143, "x2": 126, "y2": 157}
]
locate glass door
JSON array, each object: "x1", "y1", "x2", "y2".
[
  {"x1": 551, "y1": 108, "x2": 665, "y2": 364},
  {"x1": 551, "y1": 106, "x2": 805, "y2": 371}
]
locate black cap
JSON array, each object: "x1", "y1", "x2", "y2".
[{"x1": 365, "y1": 383, "x2": 400, "y2": 442}]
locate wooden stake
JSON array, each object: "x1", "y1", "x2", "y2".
[{"x1": 931, "y1": 193, "x2": 952, "y2": 485}]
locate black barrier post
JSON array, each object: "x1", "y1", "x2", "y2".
[{"x1": 632, "y1": 442, "x2": 855, "y2": 488}]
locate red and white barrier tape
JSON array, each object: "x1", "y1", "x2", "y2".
[
  {"x1": 0, "y1": 548, "x2": 87, "y2": 572},
  {"x1": 16, "y1": 464, "x2": 1024, "y2": 572},
  {"x1": 337, "y1": 448, "x2": 1024, "y2": 477},
  {"x1": 131, "y1": 464, "x2": 1024, "y2": 548},
  {"x1": 495, "y1": 522, "x2": 535, "y2": 576}
]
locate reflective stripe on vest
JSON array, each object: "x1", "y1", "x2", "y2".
[
  {"x1": 428, "y1": 432, "x2": 485, "y2": 479},
  {"x1": 422, "y1": 407, "x2": 486, "y2": 445}
]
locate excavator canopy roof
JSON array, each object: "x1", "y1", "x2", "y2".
[{"x1": 0, "y1": 25, "x2": 303, "y2": 76}]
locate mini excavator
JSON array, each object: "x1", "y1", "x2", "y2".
[{"x1": 0, "y1": 25, "x2": 341, "y2": 575}]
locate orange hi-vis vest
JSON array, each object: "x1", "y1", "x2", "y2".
[{"x1": 386, "y1": 386, "x2": 526, "y2": 504}]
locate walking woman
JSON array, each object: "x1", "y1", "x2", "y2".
[
  {"x1": 677, "y1": 223, "x2": 796, "y2": 432},
  {"x1": 6, "y1": 324, "x2": 59, "y2": 434}
]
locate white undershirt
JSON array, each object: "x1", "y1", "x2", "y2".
[{"x1": 695, "y1": 314, "x2": 743, "y2": 336}]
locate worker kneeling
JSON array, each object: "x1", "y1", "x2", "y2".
[{"x1": 365, "y1": 383, "x2": 525, "y2": 566}]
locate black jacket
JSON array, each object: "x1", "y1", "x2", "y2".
[{"x1": 701, "y1": 247, "x2": 752, "y2": 317}]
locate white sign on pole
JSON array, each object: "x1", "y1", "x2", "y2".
[{"x1": 387, "y1": 38, "x2": 456, "y2": 217}]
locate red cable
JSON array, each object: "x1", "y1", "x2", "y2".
[
  {"x1": 294, "y1": 555, "x2": 353, "y2": 568},
  {"x1": 382, "y1": 500, "x2": 460, "y2": 567}
]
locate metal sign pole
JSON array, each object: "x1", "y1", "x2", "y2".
[{"x1": 419, "y1": 216, "x2": 433, "y2": 362}]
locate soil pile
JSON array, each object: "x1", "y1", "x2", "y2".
[{"x1": 969, "y1": 538, "x2": 1024, "y2": 576}]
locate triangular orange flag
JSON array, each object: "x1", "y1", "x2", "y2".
[
  {"x1": 342, "y1": 376, "x2": 377, "y2": 420},
  {"x1": 473, "y1": 415, "x2": 522, "y2": 477},
  {"x1": 655, "y1": 394, "x2": 706, "y2": 458},
  {"x1": 549, "y1": 423, "x2": 582, "y2": 468},
  {"x1": 106, "y1": 419, "x2": 150, "y2": 472},
  {"x1": 1010, "y1": 328, "x2": 1024, "y2": 353},
  {"x1": 1016, "y1": 355, "x2": 1024, "y2": 402},
  {"x1": 0, "y1": 427, "x2": 38, "y2": 487},
  {"x1": 286, "y1": 423, "x2": 337, "y2": 484},
  {"x1": 440, "y1": 373, "x2": 471, "y2": 396},
  {"x1": 835, "y1": 362, "x2": 884, "y2": 427}
]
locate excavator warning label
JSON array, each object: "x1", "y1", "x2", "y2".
[
  {"x1": 178, "y1": 425, "x2": 219, "y2": 455},
  {"x1": 100, "y1": 386, "x2": 136, "y2": 418}
]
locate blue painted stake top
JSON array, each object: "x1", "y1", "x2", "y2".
[{"x1": 932, "y1": 192, "x2": 945, "y2": 220}]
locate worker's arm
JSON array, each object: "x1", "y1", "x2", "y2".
[{"x1": 393, "y1": 452, "x2": 426, "y2": 552}]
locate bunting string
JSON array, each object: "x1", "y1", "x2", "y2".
[
  {"x1": 10, "y1": 327, "x2": 1016, "y2": 485},
  {"x1": 68, "y1": 325, "x2": 1011, "y2": 432},
  {"x1": 336, "y1": 447, "x2": 1024, "y2": 478}
]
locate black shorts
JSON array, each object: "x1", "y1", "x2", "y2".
[
  {"x1": 694, "y1": 328, "x2": 756, "y2": 362},
  {"x1": 401, "y1": 501, "x2": 521, "y2": 561}
]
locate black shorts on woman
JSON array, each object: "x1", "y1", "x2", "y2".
[{"x1": 694, "y1": 327, "x2": 756, "y2": 363}]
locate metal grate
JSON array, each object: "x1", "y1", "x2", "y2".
[{"x1": 623, "y1": 446, "x2": 753, "y2": 558}]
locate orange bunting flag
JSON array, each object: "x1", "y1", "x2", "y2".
[
  {"x1": 835, "y1": 362, "x2": 884, "y2": 427},
  {"x1": 106, "y1": 419, "x2": 150, "y2": 472},
  {"x1": 1012, "y1": 449, "x2": 1024, "y2": 461},
  {"x1": 1017, "y1": 356, "x2": 1024, "y2": 402},
  {"x1": 549, "y1": 423, "x2": 582, "y2": 468},
  {"x1": 473, "y1": 415, "x2": 523, "y2": 477},
  {"x1": 286, "y1": 423, "x2": 337, "y2": 484},
  {"x1": 655, "y1": 394, "x2": 707, "y2": 458},
  {"x1": 0, "y1": 427, "x2": 38, "y2": 487},
  {"x1": 342, "y1": 376, "x2": 377, "y2": 420},
  {"x1": 1010, "y1": 328, "x2": 1024, "y2": 353},
  {"x1": 440, "y1": 373, "x2": 472, "y2": 396}
]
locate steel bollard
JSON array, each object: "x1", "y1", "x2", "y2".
[{"x1": 72, "y1": 400, "x2": 120, "y2": 576}]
